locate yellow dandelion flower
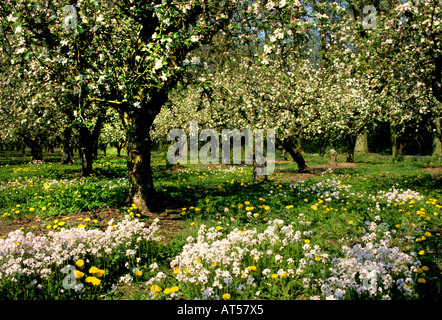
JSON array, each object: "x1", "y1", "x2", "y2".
[
  {"x1": 89, "y1": 266, "x2": 100, "y2": 274},
  {"x1": 163, "y1": 287, "x2": 172, "y2": 294},
  {"x1": 150, "y1": 285, "x2": 161, "y2": 293},
  {"x1": 95, "y1": 269, "x2": 105, "y2": 277},
  {"x1": 73, "y1": 270, "x2": 84, "y2": 279},
  {"x1": 222, "y1": 293, "x2": 231, "y2": 300},
  {"x1": 85, "y1": 276, "x2": 101, "y2": 286},
  {"x1": 75, "y1": 259, "x2": 84, "y2": 268}
]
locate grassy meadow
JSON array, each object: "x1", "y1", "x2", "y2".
[{"x1": 0, "y1": 148, "x2": 441, "y2": 300}]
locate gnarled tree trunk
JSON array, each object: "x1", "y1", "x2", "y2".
[
  {"x1": 125, "y1": 91, "x2": 167, "y2": 213},
  {"x1": 22, "y1": 135, "x2": 44, "y2": 161},
  {"x1": 61, "y1": 126, "x2": 73, "y2": 164},
  {"x1": 30, "y1": 144, "x2": 43, "y2": 161},
  {"x1": 390, "y1": 123, "x2": 398, "y2": 158},
  {"x1": 278, "y1": 136, "x2": 308, "y2": 173},
  {"x1": 343, "y1": 133, "x2": 357, "y2": 163},
  {"x1": 114, "y1": 139, "x2": 125, "y2": 157},
  {"x1": 78, "y1": 113, "x2": 105, "y2": 176}
]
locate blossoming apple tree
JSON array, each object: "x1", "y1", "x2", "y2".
[
  {"x1": 323, "y1": 0, "x2": 442, "y2": 156},
  {"x1": 1, "y1": 0, "x2": 253, "y2": 212}
]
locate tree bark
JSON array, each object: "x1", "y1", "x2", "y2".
[
  {"x1": 343, "y1": 133, "x2": 357, "y2": 163},
  {"x1": 78, "y1": 113, "x2": 105, "y2": 176},
  {"x1": 433, "y1": 117, "x2": 442, "y2": 156},
  {"x1": 91, "y1": 139, "x2": 99, "y2": 160},
  {"x1": 125, "y1": 91, "x2": 167, "y2": 213},
  {"x1": 115, "y1": 140, "x2": 124, "y2": 157},
  {"x1": 61, "y1": 126, "x2": 73, "y2": 164},
  {"x1": 22, "y1": 136, "x2": 44, "y2": 161},
  {"x1": 390, "y1": 123, "x2": 398, "y2": 158},
  {"x1": 30, "y1": 144, "x2": 43, "y2": 161},
  {"x1": 79, "y1": 143, "x2": 94, "y2": 176},
  {"x1": 279, "y1": 137, "x2": 308, "y2": 172}
]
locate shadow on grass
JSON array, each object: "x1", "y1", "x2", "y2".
[{"x1": 152, "y1": 180, "x2": 270, "y2": 212}]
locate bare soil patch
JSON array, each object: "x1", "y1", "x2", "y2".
[
  {"x1": 274, "y1": 162, "x2": 357, "y2": 183},
  {"x1": 149, "y1": 210, "x2": 185, "y2": 241},
  {"x1": 422, "y1": 165, "x2": 442, "y2": 177}
]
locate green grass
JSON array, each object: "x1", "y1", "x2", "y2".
[{"x1": 0, "y1": 151, "x2": 441, "y2": 300}]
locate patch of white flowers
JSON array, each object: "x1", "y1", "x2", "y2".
[
  {"x1": 308, "y1": 216, "x2": 420, "y2": 300},
  {"x1": 0, "y1": 217, "x2": 161, "y2": 283},
  {"x1": 147, "y1": 217, "x2": 327, "y2": 299},
  {"x1": 290, "y1": 178, "x2": 353, "y2": 201},
  {"x1": 374, "y1": 187, "x2": 423, "y2": 204}
]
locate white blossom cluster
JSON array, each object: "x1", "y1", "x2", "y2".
[
  {"x1": 148, "y1": 218, "x2": 327, "y2": 299},
  {"x1": 374, "y1": 187, "x2": 423, "y2": 204},
  {"x1": 308, "y1": 217, "x2": 420, "y2": 300},
  {"x1": 0, "y1": 216, "x2": 161, "y2": 283},
  {"x1": 290, "y1": 178, "x2": 353, "y2": 201}
]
